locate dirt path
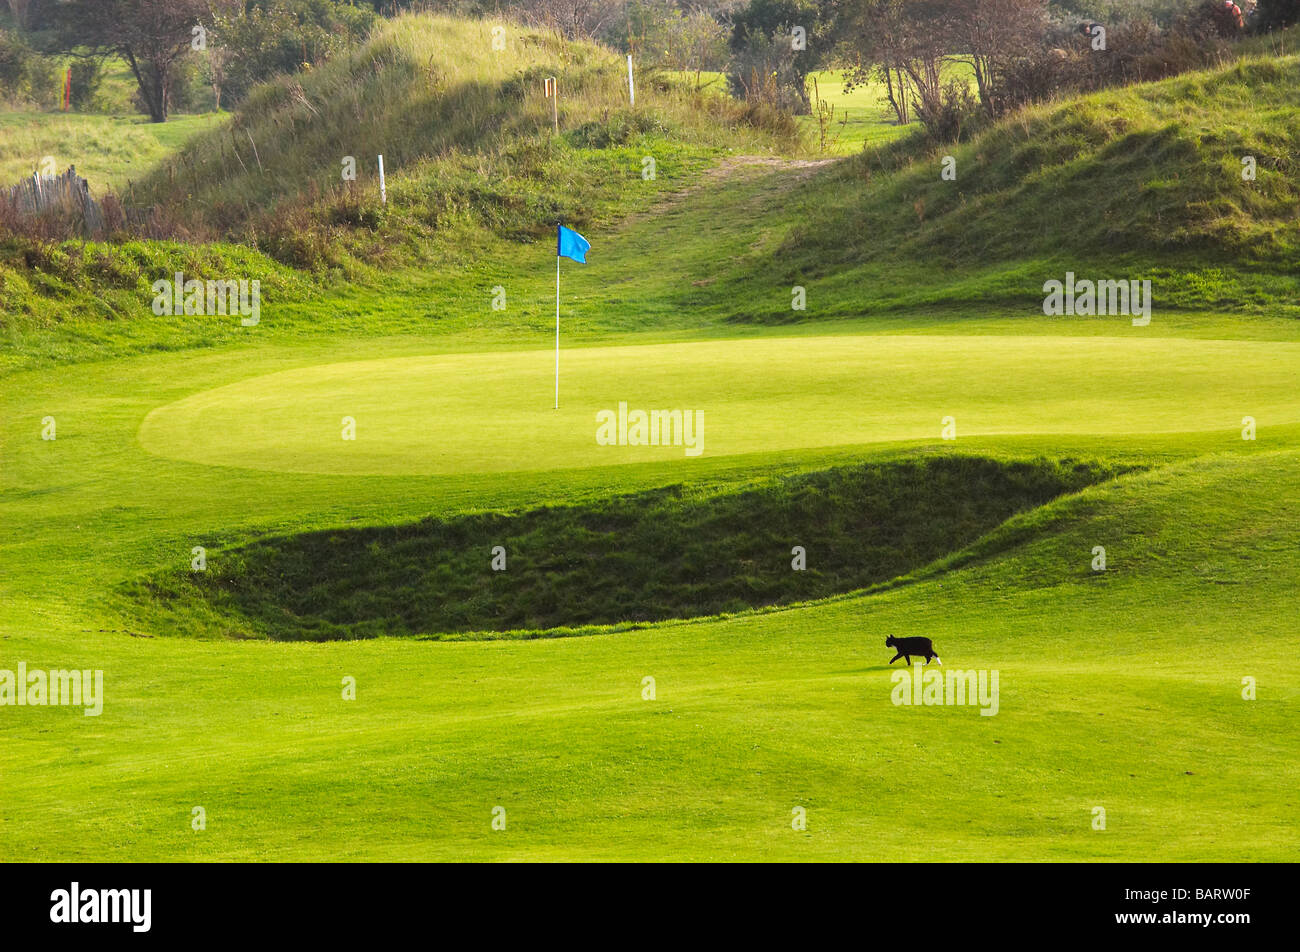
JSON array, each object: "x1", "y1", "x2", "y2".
[{"x1": 620, "y1": 154, "x2": 837, "y2": 228}]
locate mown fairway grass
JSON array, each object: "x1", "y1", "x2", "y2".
[{"x1": 2, "y1": 299, "x2": 1298, "y2": 860}]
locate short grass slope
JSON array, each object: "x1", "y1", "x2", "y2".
[{"x1": 3, "y1": 434, "x2": 1295, "y2": 860}]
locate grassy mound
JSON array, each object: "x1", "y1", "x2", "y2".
[
  {"x1": 124, "y1": 456, "x2": 1124, "y2": 640},
  {"x1": 711, "y1": 55, "x2": 1300, "y2": 320},
  {"x1": 1, "y1": 13, "x2": 793, "y2": 345},
  {"x1": 801, "y1": 56, "x2": 1300, "y2": 267},
  {"x1": 131, "y1": 13, "x2": 794, "y2": 269}
]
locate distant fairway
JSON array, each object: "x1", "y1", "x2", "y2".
[
  {"x1": 0, "y1": 111, "x2": 225, "y2": 194},
  {"x1": 137, "y1": 334, "x2": 1300, "y2": 475}
]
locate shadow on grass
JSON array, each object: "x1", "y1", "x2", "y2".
[{"x1": 124, "y1": 455, "x2": 1125, "y2": 641}]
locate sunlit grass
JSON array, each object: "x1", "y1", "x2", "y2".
[{"x1": 0, "y1": 111, "x2": 225, "y2": 193}]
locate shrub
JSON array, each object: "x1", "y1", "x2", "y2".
[
  {"x1": 68, "y1": 58, "x2": 102, "y2": 109},
  {"x1": 1252, "y1": 0, "x2": 1300, "y2": 31},
  {"x1": 916, "y1": 80, "x2": 982, "y2": 144},
  {"x1": 567, "y1": 111, "x2": 671, "y2": 148},
  {"x1": 0, "y1": 28, "x2": 57, "y2": 108},
  {"x1": 727, "y1": 29, "x2": 809, "y2": 114}
]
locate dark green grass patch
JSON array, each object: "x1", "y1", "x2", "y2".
[{"x1": 125, "y1": 455, "x2": 1127, "y2": 640}]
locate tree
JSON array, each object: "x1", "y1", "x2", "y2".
[
  {"x1": 839, "y1": 0, "x2": 1048, "y2": 132},
  {"x1": 199, "y1": 1, "x2": 240, "y2": 112},
  {"x1": 612, "y1": 1, "x2": 730, "y2": 83},
  {"x1": 46, "y1": 0, "x2": 209, "y2": 122},
  {"x1": 945, "y1": 0, "x2": 1048, "y2": 119},
  {"x1": 1254, "y1": 0, "x2": 1300, "y2": 30},
  {"x1": 728, "y1": 0, "x2": 833, "y2": 113},
  {"x1": 206, "y1": 1, "x2": 374, "y2": 109},
  {"x1": 524, "y1": 0, "x2": 624, "y2": 39},
  {"x1": 3, "y1": 0, "x2": 34, "y2": 31},
  {"x1": 673, "y1": 11, "x2": 731, "y2": 86},
  {"x1": 840, "y1": 0, "x2": 952, "y2": 126}
]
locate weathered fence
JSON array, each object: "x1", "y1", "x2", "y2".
[
  {"x1": 2, "y1": 166, "x2": 161, "y2": 238},
  {"x1": 4, "y1": 166, "x2": 104, "y2": 236}
]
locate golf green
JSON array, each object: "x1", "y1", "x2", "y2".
[{"x1": 136, "y1": 334, "x2": 1300, "y2": 475}]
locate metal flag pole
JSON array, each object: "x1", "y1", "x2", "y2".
[{"x1": 555, "y1": 252, "x2": 561, "y2": 410}]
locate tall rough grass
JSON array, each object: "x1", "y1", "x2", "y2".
[
  {"x1": 131, "y1": 14, "x2": 796, "y2": 269},
  {"x1": 782, "y1": 54, "x2": 1300, "y2": 271}
]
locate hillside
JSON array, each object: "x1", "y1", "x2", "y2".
[
  {"x1": 7, "y1": 36, "x2": 1300, "y2": 361},
  {"x1": 131, "y1": 14, "x2": 794, "y2": 269},
  {"x1": 2, "y1": 23, "x2": 1300, "y2": 345},
  {"x1": 729, "y1": 55, "x2": 1300, "y2": 319},
  {"x1": 0, "y1": 13, "x2": 794, "y2": 346},
  {"x1": 821, "y1": 56, "x2": 1300, "y2": 263}
]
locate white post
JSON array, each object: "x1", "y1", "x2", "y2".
[
  {"x1": 627, "y1": 54, "x2": 635, "y2": 106},
  {"x1": 554, "y1": 255, "x2": 561, "y2": 410},
  {"x1": 378, "y1": 154, "x2": 386, "y2": 204}
]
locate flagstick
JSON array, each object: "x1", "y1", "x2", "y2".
[{"x1": 555, "y1": 254, "x2": 561, "y2": 409}]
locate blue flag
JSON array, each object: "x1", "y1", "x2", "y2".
[{"x1": 557, "y1": 224, "x2": 590, "y2": 264}]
